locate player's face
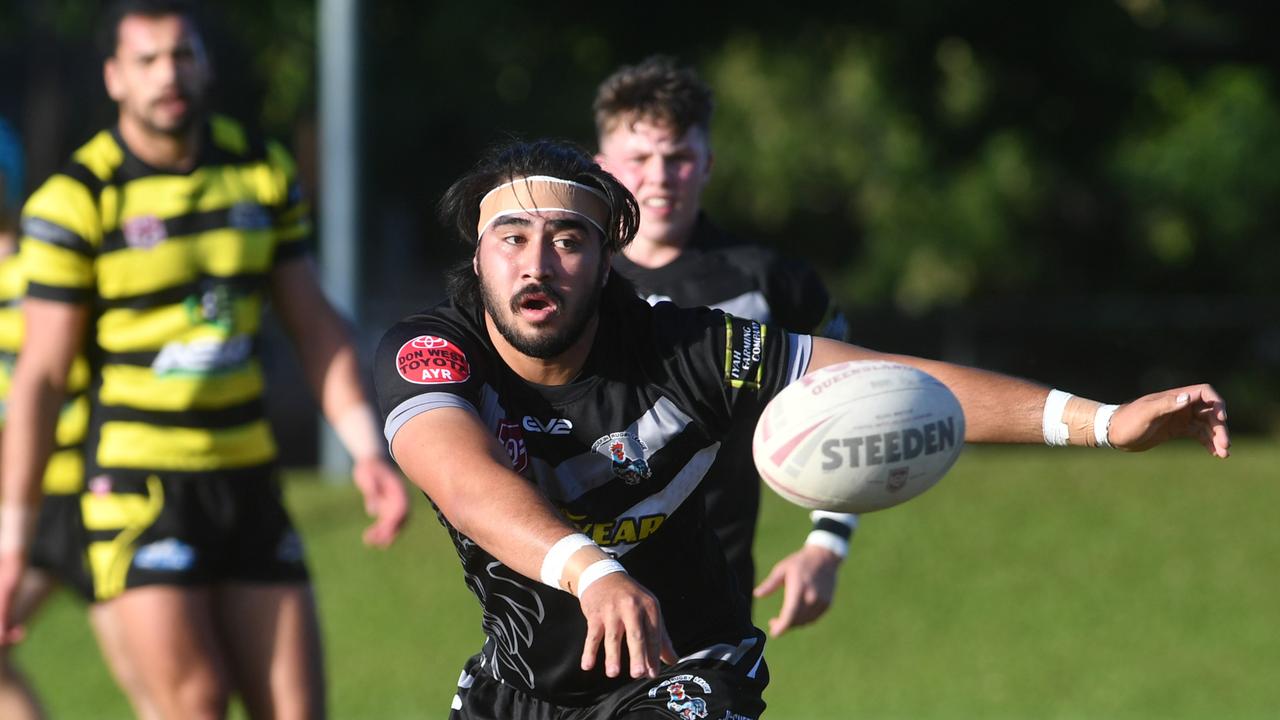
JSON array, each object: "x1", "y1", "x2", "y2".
[
  {"x1": 104, "y1": 14, "x2": 210, "y2": 137},
  {"x1": 596, "y1": 119, "x2": 711, "y2": 248},
  {"x1": 475, "y1": 210, "x2": 610, "y2": 360}
]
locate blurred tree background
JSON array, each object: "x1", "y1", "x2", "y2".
[{"x1": 1, "y1": 0, "x2": 1276, "y2": 439}]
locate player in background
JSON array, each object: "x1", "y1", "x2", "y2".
[
  {"x1": 594, "y1": 56, "x2": 856, "y2": 637},
  {"x1": 376, "y1": 138, "x2": 1228, "y2": 718},
  {"x1": 0, "y1": 2, "x2": 409, "y2": 718}
]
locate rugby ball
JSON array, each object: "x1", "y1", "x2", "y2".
[{"x1": 752, "y1": 360, "x2": 965, "y2": 513}]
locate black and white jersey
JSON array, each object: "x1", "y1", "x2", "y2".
[
  {"x1": 611, "y1": 215, "x2": 844, "y2": 339},
  {"x1": 613, "y1": 215, "x2": 848, "y2": 595},
  {"x1": 374, "y1": 287, "x2": 811, "y2": 705}
]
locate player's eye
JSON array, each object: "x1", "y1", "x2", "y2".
[
  {"x1": 551, "y1": 236, "x2": 581, "y2": 251},
  {"x1": 500, "y1": 235, "x2": 525, "y2": 245}
]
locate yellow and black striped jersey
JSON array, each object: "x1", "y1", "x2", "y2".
[
  {"x1": 0, "y1": 252, "x2": 91, "y2": 494},
  {"x1": 18, "y1": 115, "x2": 310, "y2": 481}
]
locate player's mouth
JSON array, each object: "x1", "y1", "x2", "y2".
[
  {"x1": 642, "y1": 197, "x2": 674, "y2": 216},
  {"x1": 510, "y1": 285, "x2": 562, "y2": 324},
  {"x1": 154, "y1": 93, "x2": 190, "y2": 116}
]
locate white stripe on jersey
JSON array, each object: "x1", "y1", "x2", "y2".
[
  {"x1": 710, "y1": 289, "x2": 771, "y2": 323},
  {"x1": 530, "y1": 396, "x2": 698, "y2": 503},
  {"x1": 786, "y1": 333, "x2": 813, "y2": 384},
  {"x1": 600, "y1": 441, "x2": 720, "y2": 558},
  {"x1": 678, "y1": 634, "x2": 760, "y2": 666}
]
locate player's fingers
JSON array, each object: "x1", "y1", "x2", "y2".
[
  {"x1": 769, "y1": 574, "x2": 805, "y2": 638},
  {"x1": 753, "y1": 561, "x2": 787, "y2": 598},
  {"x1": 660, "y1": 630, "x2": 678, "y2": 666},
  {"x1": 626, "y1": 615, "x2": 652, "y2": 678},
  {"x1": 603, "y1": 618, "x2": 623, "y2": 678},
  {"x1": 581, "y1": 619, "x2": 603, "y2": 671}
]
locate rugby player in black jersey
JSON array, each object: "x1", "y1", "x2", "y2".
[
  {"x1": 0, "y1": 2, "x2": 408, "y2": 718},
  {"x1": 594, "y1": 56, "x2": 857, "y2": 638},
  {"x1": 375, "y1": 138, "x2": 1228, "y2": 719}
]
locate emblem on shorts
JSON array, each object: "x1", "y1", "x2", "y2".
[
  {"x1": 396, "y1": 335, "x2": 471, "y2": 385},
  {"x1": 496, "y1": 419, "x2": 529, "y2": 473},
  {"x1": 122, "y1": 214, "x2": 168, "y2": 249},
  {"x1": 133, "y1": 538, "x2": 196, "y2": 572},
  {"x1": 649, "y1": 674, "x2": 713, "y2": 719},
  {"x1": 591, "y1": 431, "x2": 651, "y2": 485}
]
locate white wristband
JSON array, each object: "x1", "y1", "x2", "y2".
[
  {"x1": 0, "y1": 505, "x2": 33, "y2": 555},
  {"x1": 575, "y1": 558, "x2": 627, "y2": 597},
  {"x1": 540, "y1": 533, "x2": 595, "y2": 588},
  {"x1": 1094, "y1": 404, "x2": 1119, "y2": 448},
  {"x1": 804, "y1": 529, "x2": 849, "y2": 559},
  {"x1": 333, "y1": 404, "x2": 385, "y2": 461},
  {"x1": 1042, "y1": 389, "x2": 1073, "y2": 447}
]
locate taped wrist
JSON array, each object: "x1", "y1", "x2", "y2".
[{"x1": 1042, "y1": 389, "x2": 1118, "y2": 448}]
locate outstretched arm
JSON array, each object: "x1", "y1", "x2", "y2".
[
  {"x1": 270, "y1": 257, "x2": 409, "y2": 547},
  {"x1": 392, "y1": 406, "x2": 678, "y2": 678},
  {"x1": 808, "y1": 338, "x2": 1229, "y2": 457}
]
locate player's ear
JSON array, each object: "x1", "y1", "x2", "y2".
[
  {"x1": 104, "y1": 58, "x2": 124, "y2": 102},
  {"x1": 471, "y1": 250, "x2": 479, "y2": 277},
  {"x1": 594, "y1": 152, "x2": 610, "y2": 173}
]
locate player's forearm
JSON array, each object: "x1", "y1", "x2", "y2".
[
  {"x1": 0, "y1": 370, "x2": 64, "y2": 509},
  {"x1": 393, "y1": 410, "x2": 612, "y2": 592},
  {"x1": 809, "y1": 338, "x2": 1048, "y2": 444}
]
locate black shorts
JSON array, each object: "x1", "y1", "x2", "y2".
[
  {"x1": 28, "y1": 492, "x2": 94, "y2": 601},
  {"x1": 79, "y1": 472, "x2": 310, "y2": 601},
  {"x1": 449, "y1": 639, "x2": 769, "y2": 719}
]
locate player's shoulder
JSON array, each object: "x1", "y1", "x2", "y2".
[
  {"x1": 377, "y1": 299, "x2": 486, "y2": 362},
  {"x1": 27, "y1": 128, "x2": 120, "y2": 204},
  {"x1": 207, "y1": 114, "x2": 292, "y2": 169}
]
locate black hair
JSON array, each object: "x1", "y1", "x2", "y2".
[
  {"x1": 439, "y1": 138, "x2": 640, "y2": 308},
  {"x1": 98, "y1": 0, "x2": 199, "y2": 60}
]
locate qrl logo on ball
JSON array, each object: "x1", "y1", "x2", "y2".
[{"x1": 396, "y1": 335, "x2": 471, "y2": 384}]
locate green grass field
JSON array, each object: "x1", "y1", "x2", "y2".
[{"x1": 16, "y1": 441, "x2": 1278, "y2": 719}]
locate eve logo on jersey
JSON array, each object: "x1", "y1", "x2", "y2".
[
  {"x1": 396, "y1": 335, "x2": 471, "y2": 384},
  {"x1": 152, "y1": 335, "x2": 252, "y2": 375},
  {"x1": 522, "y1": 416, "x2": 573, "y2": 434}
]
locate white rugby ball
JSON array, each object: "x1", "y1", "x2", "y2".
[{"x1": 752, "y1": 360, "x2": 965, "y2": 513}]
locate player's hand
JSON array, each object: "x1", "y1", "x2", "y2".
[
  {"x1": 1109, "y1": 384, "x2": 1230, "y2": 458},
  {"x1": 0, "y1": 551, "x2": 29, "y2": 646},
  {"x1": 753, "y1": 544, "x2": 841, "y2": 637},
  {"x1": 352, "y1": 456, "x2": 410, "y2": 548},
  {"x1": 578, "y1": 572, "x2": 678, "y2": 679}
]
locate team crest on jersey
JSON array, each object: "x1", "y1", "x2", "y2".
[
  {"x1": 591, "y1": 431, "x2": 651, "y2": 485},
  {"x1": 122, "y1": 215, "x2": 168, "y2": 249},
  {"x1": 396, "y1": 335, "x2": 471, "y2": 385},
  {"x1": 496, "y1": 420, "x2": 529, "y2": 473},
  {"x1": 648, "y1": 675, "x2": 713, "y2": 719}
]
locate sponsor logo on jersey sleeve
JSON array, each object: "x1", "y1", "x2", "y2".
[
  {"x1": 591, "y1": 431, "x2": 651, "y2": 485},
  {"x1": 496, "y1": 419, "x2": 529, "y2": 473},
  {"x1": 723, "y1": 316, "x2": 766, "y2": 390},
  {"x1": 396, "y1": 335, "x2": 471, "y2": 384}
]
